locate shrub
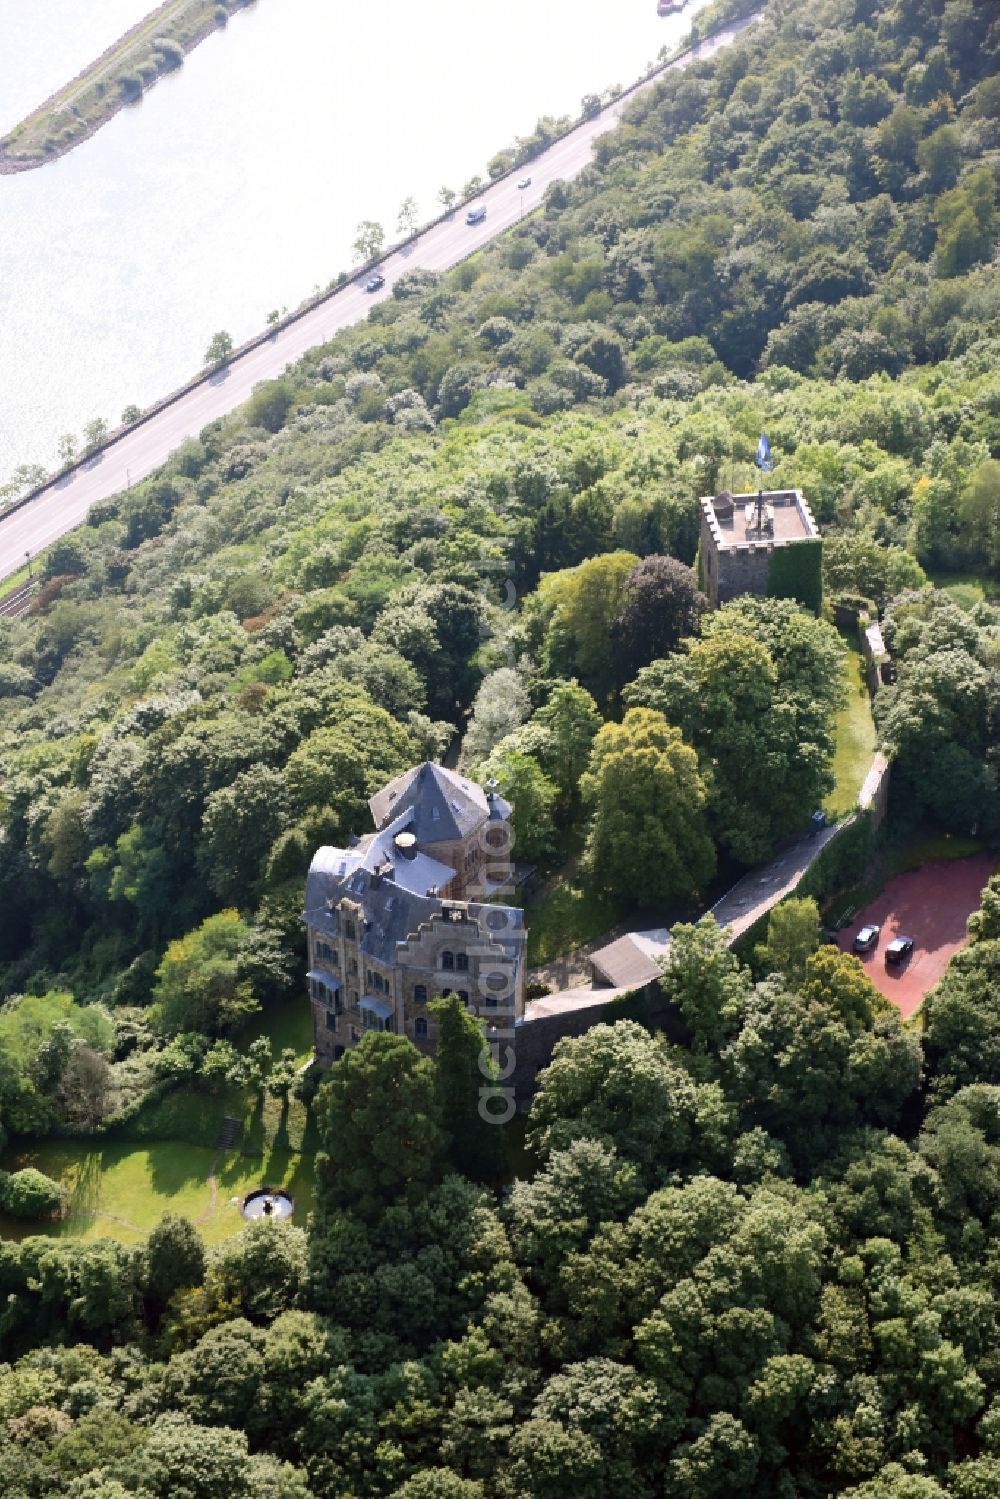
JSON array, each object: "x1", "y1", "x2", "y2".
[
  {"x1": 154, "y1": 38, "x2": 184, "y2": 71},
  {"x1": 0, "y1": 1167, "x2": 67, "y2": 1219}
]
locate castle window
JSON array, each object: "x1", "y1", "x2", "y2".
[
  {"x1": 455, "y1": 952, "x2": 469, "y2": 972},
  {"x1": 414, "y1": 984, "x2": 427, "y2": 1004},
  {"x1": 415, "y1": 1017, "x2": 428, "y2": 1039},
  {"x1": 325, "y1": 1012, "x2": 337, "y2": 1031},
  {"x1": 441, "y1": 951, "x2": 455, "y2": 971},
  {"x1": 345, "y1": 919, "x2": 356, "y2": 941},
  {"x1": 458, "y1": 990, "x2": 469, "y2": 1004}
]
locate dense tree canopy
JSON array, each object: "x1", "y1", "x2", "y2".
[{"x1": 3, "y1": 0, "x2": 1000, "y2": 1490}]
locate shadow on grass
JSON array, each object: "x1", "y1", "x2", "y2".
[
  {"x1": 147, "y1": 1140, "x2": 217, "y2": 1196},
  {"x1": 271, "y1": 1098, "x2": 291, "y2": 1156}
]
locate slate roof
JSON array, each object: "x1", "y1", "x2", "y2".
[
  {"x1": 304, "y1": 842, "x2": 524, "y2": 974},
  {"x1": 589, "y1": 932, "x2": 671, "y2": 989},
  {"x1": 303, "y1": 762, "x2": 523, "y2": 985},
  {"x1": 369, "y1": 762, "x2": 511, "y2": 844}
]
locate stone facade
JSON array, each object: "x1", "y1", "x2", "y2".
[
  {"x1": 700, "y1": 487, "x2": 820, "y2": 608},
  {"x1": 303, "y1": 763, "x2": 526, "y2": 1065}
]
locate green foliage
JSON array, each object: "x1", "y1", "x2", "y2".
[
  {"x1": 627, "y1": 597, "x2": 845, "y2": 863},
  {"x1": 766, "y1": 536, "x2": 823, "y2": 613},
  {"x1": 152, "y1": 910, "x2": 259, "y2": 1037},
  {"x1": 581, "y1": 708, "x2": 716, "y2": 905},
  {"x1": 4, "y1": 6, "x2": 1000, "y2": 1492},
  {"x1": 429, "y1": 994, "x2": 503, "y2": 1181},
  {"x1": 145, "y1": 1213, "x2": 207, "y2": 1305},
  {"x1": 755, "y1": 897, "x2": 821, "y2": 984},
  {"x1": 312, "y1": 1032, "x2": 446, "y2": 1221},
  {"x1": 0, "y1": 1165, "x2": 66, "y2": 1218}
]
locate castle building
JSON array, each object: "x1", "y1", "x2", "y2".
[
  {"x1": 700, "y1": 487, "x2": 822, "y2": 610},
  {"x1": 303, "y1": 763, "x2": 527, "y2": 1064}
]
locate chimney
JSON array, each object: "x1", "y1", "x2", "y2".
[{"x1": 394, "y1": 832, "x2": 417, "y2": 861}]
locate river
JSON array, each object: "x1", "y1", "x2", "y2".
[{"x1": 0, "y1": 0, "x2": 712, "y2": 481}]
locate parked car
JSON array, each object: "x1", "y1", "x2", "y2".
[
  {"x1": 853, "y1": 923, "x2": 880, "y2": 955},
  {"x1": 517, "y1": 176, "x2": 532, "y2": 189},
  {"x1": 885, "y1": 935, "x2": 915, "y2": 965},
  {"x1": 466, "y1": 205, "x2": 487, "y2": 225},
  {"x1": 364, "y1": 273, "x2": 385, "y2": 293}
]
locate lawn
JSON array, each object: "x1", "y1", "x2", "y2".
[
  {"x1": 824, "y1": 632, "x2": 878, "y2": 820},
  {"x1": 239, "y1": 993, "x2": 315, "y2": 1067},
  {"x1": 0, "y1": 1138, "x2": 314, "y2": 1247},
  {"x1": 525, "y1": 874, "x2": 624, "y2": 967},
  {"x1": 0, "y1": 995, "x2": 321, "y2": 1249},
  {"x1": 927, "y1": 568, "x2": 999, "y2": 609}
]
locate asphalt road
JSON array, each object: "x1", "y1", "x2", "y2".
[{"x1": 0, "y1": 15, "x2": 756, "y2": 583}]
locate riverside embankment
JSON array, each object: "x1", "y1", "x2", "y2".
[
  {"x1": 0, "y1": 3, "x2": 760, "y2": 581},
  {"x1": 0, "y1": 0, "x2": 712, "y2": 481},
  {"x1": 0, "y1": 0, "x2": 256, "y2": 175}
]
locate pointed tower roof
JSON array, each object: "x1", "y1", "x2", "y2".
[{"x1": 369, "y1": 762, "x2": 506, "y2": 844}]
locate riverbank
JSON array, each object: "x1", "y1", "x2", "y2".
[{"x1": 0, "y1": 0, "x2": 256, "y2": 175}]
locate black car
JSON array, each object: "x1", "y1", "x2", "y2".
[
  {"x1": 853, "y1": 923, "x2": 880, "y2": 955},
  {"x1": 885, "y1": 935, "x2": 915, "y2": 965},
  {"x1": 365, "y1": 273, "x2": 385, "y2": 293}
]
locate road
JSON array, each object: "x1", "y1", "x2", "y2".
[{"x1": 0, "y1": 13, "x2": 757, "y2": 583}]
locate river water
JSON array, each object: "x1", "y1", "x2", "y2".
[{"x1": 0, "y1": 0, "x2": 710, "y2": 480}]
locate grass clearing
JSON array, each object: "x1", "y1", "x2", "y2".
[
  {"x1": 0, "y1": 1138, "x2": 314, "y2": 1247},
  {"x1": 824, "y1": 632, "x2": 878, "y2": 820},
  {"x1": 0, "y1": 995, "x2": 321, "y2": 1248},
  {"x1": 526, "y1": 875, "x2": 624, "y2": 966},
  {"x1": 239, "y1": 994, "x2": 315, "y2": 1066},
  {"x1": 927, "y1": 569, "x2": 1000, "y2": 608}
]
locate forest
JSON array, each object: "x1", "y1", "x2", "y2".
[{"x1": 1, "y1": 0, "x2": 1000, "y2": 1489}]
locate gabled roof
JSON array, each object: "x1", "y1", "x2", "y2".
[
  {"x1": 304, "y1": 845, "x2": 525, "y2": 975},
  {"x1": 369, "y1": 762, "x2": 509, "y2": 844},
  {"x1": 589, "y1": 932, "x2": 671, "y2": 989}
]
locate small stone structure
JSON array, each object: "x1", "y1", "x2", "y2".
[
  {"x1": 700, "y1": 487, "x2": 821, "y2": 608},
  {"x1": 861, "y1": 618, "x2": 891, "y2": 697}
]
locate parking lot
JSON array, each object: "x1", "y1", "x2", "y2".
[{"x1": 838, "y1": 853, "x2": 996, "y2": 1018}]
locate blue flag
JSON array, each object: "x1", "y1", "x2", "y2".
[{"x1": 757, "y1": 432, "x2": 773, "y2": 471}]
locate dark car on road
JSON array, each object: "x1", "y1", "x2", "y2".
[
  {"x1": 885, "y1": 935, "x2": 915, "y2": 965},
  {"x1": 466, "y1": 205, "x2": 487, "y2": 225},
  {"x1": 853, "y1": 923, "x2": 880, "y2": 955},
  {"x1": 364, "y1": 273, "x2": 385, "y2": 293}
]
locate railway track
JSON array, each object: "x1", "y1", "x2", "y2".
[{"x1": 0, "y1": 578, "x2": 38, "y2": 618}]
